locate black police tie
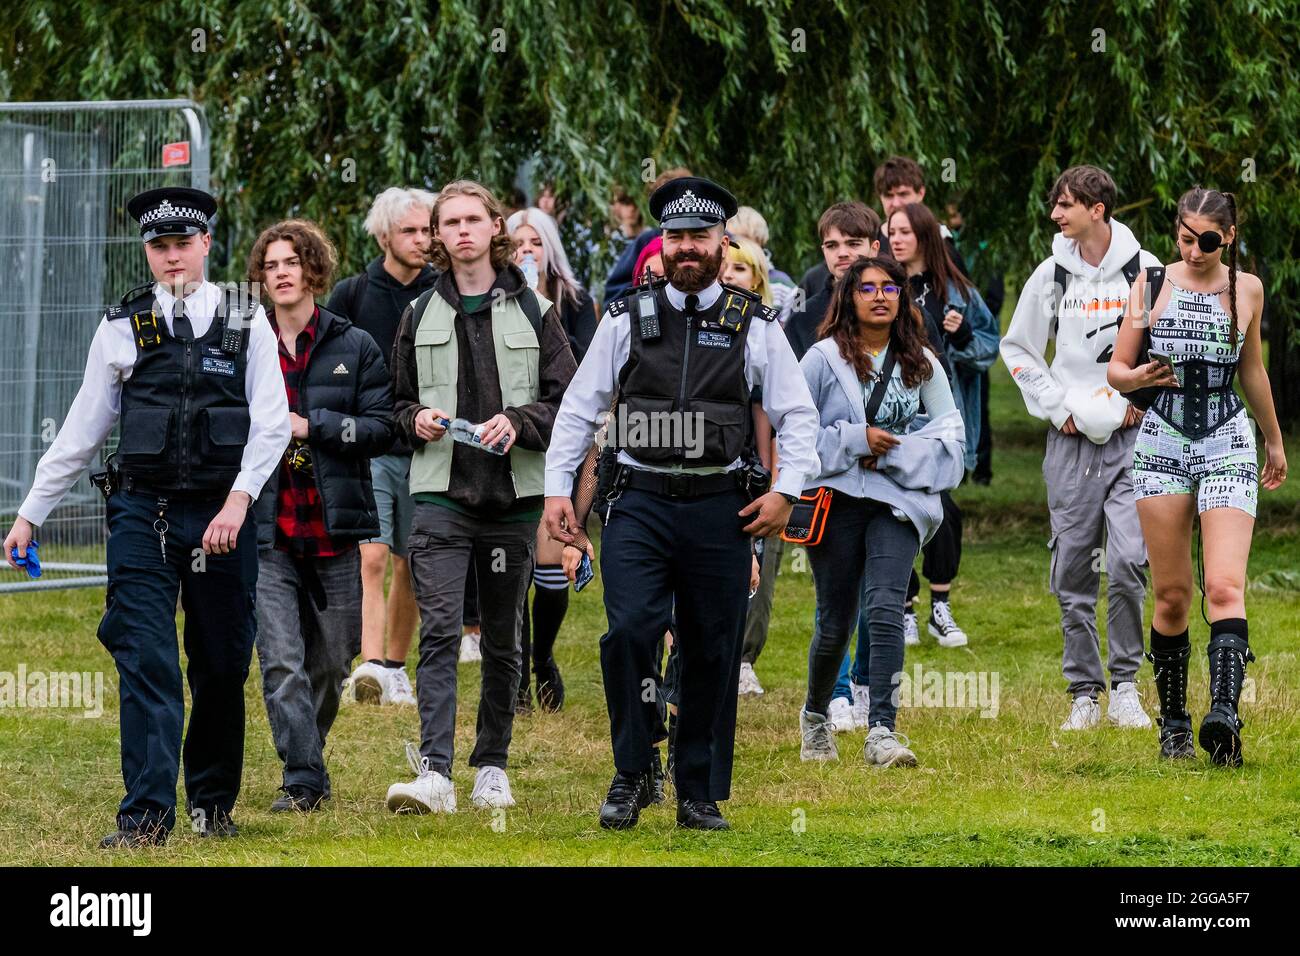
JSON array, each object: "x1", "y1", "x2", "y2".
[
  {"x1": 684, "y1": 293, "x2": 699, "y2": 317},
  {"x1": 172, "y1": 297, "x2": 194, "y2": 342}
]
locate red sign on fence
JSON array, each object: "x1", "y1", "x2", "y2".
[{"x1": 161, "y1": 141, "x2": 191, "y2": 167}]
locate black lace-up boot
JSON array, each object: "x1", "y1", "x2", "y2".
[
  {"x1": 1199, "y1": 621, "x2": 1254, "y2": 767},
  {"x1": 1147, "y1": 627, "x2": 1194, "y2": 759}
]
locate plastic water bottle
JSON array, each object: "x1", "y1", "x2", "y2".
[
  {"x1": 439, "y1": 417, "x2": 509, "y2": 455},
  {"x1": 521, "y1": 253, "x2": 539, "y2": 290}
]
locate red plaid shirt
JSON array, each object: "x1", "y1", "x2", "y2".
[{"x1": 270, "y1": 308, "x2": 349, "y2": 557}]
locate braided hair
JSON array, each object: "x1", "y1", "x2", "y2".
[{"x1": 1176, "y1": 187, "x2": 1240, "y2": 349}]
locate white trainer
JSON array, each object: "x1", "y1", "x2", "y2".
[
  {"x1": 903, "y1": 610, "x2": 921, "y2": 646},
  {"x1": 864, "y1": 725, "x2": 918, "y2": 767},
  {"x1": 459, "y1": 630, "x2": 482, "y2": 663},
  {"x1": 386, "y1": 667, "x2": 416, "y2": 707},
  {"x1": 1060, "y1": 695, "x2": 1102, "y2": 731},
  {"x1": 350, "y1": 660, "x2": 389, "y2": 705},
  {"x1": 737, "y1": 662, "x2": 765, "y2": 696},
  {"x1": 828, "y1": 696, "x2": 856, "y2": 733},
  {"x1": 386, "y1": 743, "x2": 456, "y2": 814},
  {"x1": 927, "y1": 601, "x2": 968, "y2": 647},
  {"x1": 470, "y1": 766, "x2": 516, "y2": 808},
  {"x1": 800, "y1": 709, "x2": 838, "y2": 761},
  {"x1": 850, "y1": 680, "x2": 870, "y2": 728},
  {"x1": 1107, "y1": 682, "x2": 1153, "y2": 729}
]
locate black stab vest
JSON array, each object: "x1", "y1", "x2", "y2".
[
  {"x1": 112, "y1": 287, "x2": 253, "y2": 493},
  {"x1": 615, "y1": 285, "x2": 753, "y2": 466}
]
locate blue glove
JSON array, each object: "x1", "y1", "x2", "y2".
[{"x1": 11, "y1": 540, "x2": 40, "y2": 578}]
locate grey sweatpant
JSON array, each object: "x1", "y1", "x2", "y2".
[{"x1": 1044, "y1": 427, "x2": 1148, "y2": 698}]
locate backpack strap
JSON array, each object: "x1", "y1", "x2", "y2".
[
  {"x1": 345, "y1": 271, "x2": 368, "y2": 322},
  {"x1": 519, "y1": 287, "x2": 544, "y2": 339},
  {"x1": 1142, "y1": 265, "x2": 1166, "y2": 329},
  {"x1": 1121, "y1": 251, "x2": 1143, "y2": 287},
  {"x1": 1051, "y1": 263, "x2": 1069, "y2": 338}
]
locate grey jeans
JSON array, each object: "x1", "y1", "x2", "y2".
[
  {"x1": 407, "y1": 502, "x2": 536, "y2": 775},
  {"x1": 1044, "y1": 427, "x2": 1148, "y2": 697},
  {"x1": 255, "y1": 547, "x2": 362, "y2": 794},
  {"x1": 741, "y1": 535, "x2": 784, "y2": 665}
]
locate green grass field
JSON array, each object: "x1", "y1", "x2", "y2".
[{"x1": 2, "y1": 356, "x2": 1298, "y2": 867}]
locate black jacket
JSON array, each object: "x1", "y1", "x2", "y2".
[
  {"x1": 556, "y1": 285, "x2": 598, "y2": 365},
  {"x1": 785, "y1": 270, "x2": 835, "y2": 361},
  {"x1": 254, "y1": 306, "x2": 396, "y2": 550}
]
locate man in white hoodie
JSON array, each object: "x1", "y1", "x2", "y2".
[{"x1": 1001, "y1": 165, "x2": 1158, "y2": 732}]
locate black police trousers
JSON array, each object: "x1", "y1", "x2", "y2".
[
  {"x1": 599, "y1": 486, "x2": 750, "y2": 802},
  {"x1": 97, "y1": 489, "x2": 257, "y2": 833}
]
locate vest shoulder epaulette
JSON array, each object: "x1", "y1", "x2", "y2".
[
  {"x1": 606, "y1": 296, "x2": 631, "y2": 319},
  {"x1": 757, "y1": 303, "x2": 780, "y2": 323}
]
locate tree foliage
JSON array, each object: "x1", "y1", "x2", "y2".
[{"x1": 4, "y1": 0, "x2": 1299, "y2": 421}]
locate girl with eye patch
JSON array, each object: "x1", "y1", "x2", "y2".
[{"x1": 1108, "y1": 187, "x2": 1287, "y2": 767}]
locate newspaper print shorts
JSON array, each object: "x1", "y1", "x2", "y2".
[{"x1": 1130, "y1": 407, "x2": 1257, "y2": 517}]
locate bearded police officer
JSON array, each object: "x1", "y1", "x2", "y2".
[
  {"x1": 3, "y1": 187, "x2": 290, "y2": 847},
  {"x1": 543, "y1": 177, "x2": 819, "y2": 830}
]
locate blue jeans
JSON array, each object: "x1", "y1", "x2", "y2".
[{"x1": 828, "y1": 593, "x2": 873, "y2": 701}]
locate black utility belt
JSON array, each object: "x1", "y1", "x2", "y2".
[
  {"x1": 118, "y1": 474, "x2": 229, "y2": 502},
  {"x1": 619, "y1": 466, "x2": 741, "y2": 499}
]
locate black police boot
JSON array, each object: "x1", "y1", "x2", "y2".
[
  {"x1": 99, "y1": 825, "x2": 168, "y2": 849},
  {"x1": 191, "y1": 807, "x2": 239, "y2": 838},
  {"x1": 598, "y1": 770, "x2": 651, "y2": 830},
  {"x1": 1147, "y1": 643, "x2": 1195, "y2": 760},
  {"x1": 271, "y1": 784, "x2": 327, "y2": 813},
  {"x1": 676, "y1": 799, "x2": 730, "y2": 831},
  {"x1": 649, "y1": 748, "x2": 665, "y2": 805},
  {"x1": 1198, "y1": 630, "x2": 1254, "y2": 768},
  {"x1": 534, "y1": 657, "x2": 565, "y2": 712}
]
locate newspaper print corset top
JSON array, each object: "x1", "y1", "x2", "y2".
[{"x1": 1148, "y1": 279, "x2": 1245, "y2": 441}]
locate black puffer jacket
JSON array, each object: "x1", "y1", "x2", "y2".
[{"x1": 254, "y1": 306, "x2": 396, "y2": 550}]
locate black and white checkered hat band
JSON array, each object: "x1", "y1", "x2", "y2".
[
  {"x1": 660, "y1": 189, "x2": 724, "y2": 221},
  {"x1": 139, "y1": 199, "x2": 207, "y2": 227}
]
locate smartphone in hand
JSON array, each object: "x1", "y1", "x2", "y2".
[
  {"x1": 574, "y1": 553, "x2": 594, "y2": 592},
  {"x1": 1146, "y1": 349, "x2": 1182, "y2": 387}
]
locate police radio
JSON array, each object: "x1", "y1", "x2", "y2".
[
  {"x1": 634, "y1": 266, "x2": 660, "y2": 340},
  {"x1": 221, "y1": 300, "x2": 245, "y2": 355}
]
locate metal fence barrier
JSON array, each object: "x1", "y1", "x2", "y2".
[{"x1": 0, "y1": 99, "x2": 210, "y2": 591}]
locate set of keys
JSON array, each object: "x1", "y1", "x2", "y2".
[{"x1": 154, "y1": 497, "x2": 169, "y2": 563}]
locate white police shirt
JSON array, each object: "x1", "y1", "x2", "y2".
[
  {"x1": 545, "y1": 279, "x2": 820, "y2": 499},
  {"x1": 19, "y1": 280, "x2": 291, "y2": 526}
]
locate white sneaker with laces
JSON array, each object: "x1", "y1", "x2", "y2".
[
  {"x1": 1107, "y1": 681, "x2": 1153, "y2": 729},
  {"x1": 1060, "y1": 695, "x2": 1101, "y2": 731},
  {"x1": 828, "y1": 696, "x2": 855, "y2": 733},
  {"x1": 800, "y1": 709, "x2": 838, "y2": 761},
  {"x1": 386, "y1": 743, "x2": 456, "y2": 814},
  {"x1": 459, "y1": 631, "x2": 482, "y2": 663},
  {"x1": 386, "y1": 667, "x2": 416, "y2": 706},
  {"x1": 864, "y1": 725, "x2": 918, "y2": 767},
  {"x1": 470, "y1": 766, "x2": 516, "y2": 808},
  {"x1": 737, "y1": 662, "x2": 765, "y2": 696},
  {"x1": 928, "y1": 601, "x2": 968, "y2": 647},
  {"x1": 904, "y1": 610, "x2": 921, "y2": 646},
  {"x1": 350, "y1": 660, "x2": 389, "y2": 705},
  {"x1": 850, "y1": 680, "x2": 870, "y2": 728}
]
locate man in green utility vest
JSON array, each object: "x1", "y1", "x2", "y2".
[{"x1": 386, "y1": 179, "x2": 577, "y2": 813}]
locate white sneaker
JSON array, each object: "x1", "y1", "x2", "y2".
[
  {"x1": 459, "y1": 631, "x2": 482, "y2": 663},
  {"x1": 1107, "y1": 682, "x2": 1153, "y2": 729},
  {"x1": 737, "y1": 662, "x2": 765, "y2": 696},
  {"x1": 386, "y1": 667, "x2": 416, "y2": 706},
  {"x1": 350, "y1": 660, "x2": 389, "y2": 705},
  {"x1": 927, "y1": 601, "x2": 968, "y2": 647},
  {"x1": 828, "y1": 696, "x2": 856, "y2": 733},
  {"x1": 904, "y1": 610, "x2": 921, "y2": 646},
  {"x1": 386, "y1": 743, "x2": 456, "y2": 814},
  {"x1": 800, "y1": 709, "x2": 838, "y2": 761},
  {"x1": 470, "y1": 766, "x2": 516, "y2": 808},
  {"x1": 850, "y1": 680, "x2": 870, "y2": 728},
  {"x1": 864, "y1": 725, "x2": 918, "y2": 767},
  {"x1": 1060, "y1": 695, "x2": 1102, "y2": 731}
]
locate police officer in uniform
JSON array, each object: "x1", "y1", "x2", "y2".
[
  {"x1": 4, "y1": 187, "x2": 290, "y2": 847},
  {"x1": 544, "y1": 177, "x2": 819, "y2": 830}
]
